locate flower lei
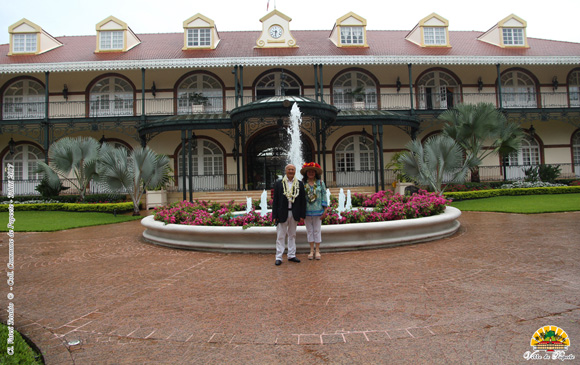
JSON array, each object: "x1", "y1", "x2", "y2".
[
  {"x1": 306, "y1": 181, "x2": 318, "y2": 203},
  {"x1": 282, "y1": 175, "x2": 300, "y2": 203}
]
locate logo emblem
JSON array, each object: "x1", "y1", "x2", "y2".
[
  {"x1": 524, "y1": 325, "x2": 575, "y2": 361},
  {"x1": 531, "y1": 326, "x2": 569, "y2": 352}
]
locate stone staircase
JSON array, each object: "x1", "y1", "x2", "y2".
[{"x1": 166, "y1": 186, "x2": 377, "y2": 205}]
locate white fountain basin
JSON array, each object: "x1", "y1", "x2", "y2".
[{"x1": 141, "y1": 207, "x2": 461, "y2": 252}]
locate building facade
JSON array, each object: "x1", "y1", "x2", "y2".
[{"x1": 1, "y1": 10, "x2": 580, "y2": 196}]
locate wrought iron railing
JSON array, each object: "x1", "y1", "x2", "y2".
[
  {"x1": 1, "y1": 165, "x2": 577, "y2": 197},
  {"x1": 2, "y1": 91, "x2": 579, "y2": 121}
]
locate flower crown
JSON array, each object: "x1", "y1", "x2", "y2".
[{"x1": 302, "y1": 162, "x2": 321, "y2": 169}]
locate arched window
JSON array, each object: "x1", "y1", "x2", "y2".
[
  {"x1": 501, "y1": 71, "x2": 536, "y2": 108},
  {"x1": 2, "y1": 79, "x2": 45, "y2": 119},
  {"x1": 177, "y1": 73, "x2": 223, "y2": 114},
  {"x1": 332, "y1": 71, "x2": 377, "y2": 110},
  {"x1": 572, "y1": 131, "x2": 580, "y2": 176},
  {"x1": 417, "y1": 71, "x2": 460, "y2": 110},
  {"x1": 568, "y1": 70, "x2": 580, "y2": 107},
  {"x1": 255, "y1": 71, "x2": 300, "y2": 99},
  {"x1": 507, "y1": 135, "x2": 540, "y2": 167},
  {"x1": 89, "y1": 77, "x2": 134, "y2": 116},
  {"x1": 335, "y1": 134, "x2": 375, "y2": 186},
  {"x1": 177, "y1": 139, "x2": 224, "y2": 191},
  {"x1": 3, "y1": 144, "x2": 45, "y2": 195}
]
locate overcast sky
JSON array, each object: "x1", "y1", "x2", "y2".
[{"x1": 1, "y1": 0, "x2": 579, "y2": 45}]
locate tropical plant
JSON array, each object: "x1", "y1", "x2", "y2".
[
  {"x1": 35, "y1": 176, "x2": 69, "y2": 198},
  {"x1": 399, "y1": 134, "x2": 477, "y2": 194},
  {"x1": 440, "y1": 102, "x2": 524, "y2": 182},
  {"x1": 36, "y1": 136, "x2": 100, "y2": 202},
  {"x1": 346, "y1": 86, "x2": 366, "y2": 102},
  {"x1": 189, "y1": 92, "x2": 209, "y2": 105},
  {"x1": 98, "y1": 143, "x2": 170, "y2": 215},
  {"x1": 385, "y1": 151, "x2": 412, "y2": 183}
]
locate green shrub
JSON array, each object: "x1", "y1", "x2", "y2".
[
  {"x1": 0, "y1": 202, "x2": 134, "y2": 213},
  {"x1": 445, "y1": 186, "x2": 580, "y2": 201},
  {"x1": 524, "y1": 166, "x2": 540, "y2": 182},
  {"x1": 2, "y1": 193, "x2": 127, "y2": 204},
  {"x1": 538, "y1": 164, "x2": 561, "y2": 183},
  {"x1": 34, "y1": 176, "x2": 69, "y2": 198}
]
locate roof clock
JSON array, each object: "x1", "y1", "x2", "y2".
[
  {"x1": 269, "y1": 25, "x2": 283, "y2": 39},
  {"x1": 256, "y1": 9, "x2": 297, "y2": 48}
]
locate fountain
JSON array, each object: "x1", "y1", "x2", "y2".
[
  {"x1": 141, "y1": 98, "x2": 462, "y2": 253},
  {"x1": 245, "y1": 197, "x2": 252, "y2": 214},
  {"x1": 287, "y1": 103, "x2": 304, "y2": 179},
  {"x1": 337, "y1": 188, "x2": 346, "y2": 218},
  {"x1": 259, "y1": 190, "x2": 268, "y2": 217},
  {"x1": 346, "y1": 190, "x2": 352, "y2": 211}
]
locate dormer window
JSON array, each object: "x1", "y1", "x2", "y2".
[
  {"x1": 183, "y1": 14, "x2": 220, "y2": 50},
  {"x1": 100, "y1": 31, "x2": 124, "y2": 50},
  {"x1": 330, "y1": 12, "x2": 368, "y2": 48},
  {"x1": 423, "y1": 27, "x2": 446, "y2": 46},
  {"x1": 8, "y1": 18, "x2": 62, "y2": 56},
  {"x1": 95, "y1": 16, "x2": 140, "y2": 53},
  {"x1": 13, "y1": 33, "x2": 37, "y2": 53},
  {"x1": 340, "y1": 26, "x2": 364, "y2": 45},
  {"x1": 187, "y1": 28, "x2": 211, "y2": 47},
  {"x1": 478, "y1": 14, "x2": 528, "y2": 48},
  {"x1": 502, "y1": 28, "x2": 524, "y2": 46},
  {"x1": 405, "y1": 13, "x2": 450, "y2": 48}
]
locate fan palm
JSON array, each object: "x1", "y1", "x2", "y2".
[
  {"x1": 399, "y1": 135, "x2": 477, "y2": 194},
  {"x1": 440, "y1": 102, "x2": 524, "y2": 182},
  {"x1": 36, "y1": 136, "x2": 100, "y2": 202},
  {"x1": 99, "y1": 143, "x2": 170, "y2": 215}
]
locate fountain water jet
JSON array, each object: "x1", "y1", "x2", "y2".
[{"x1": 287, "y1": 103, "x2": 304, "y2": 180}]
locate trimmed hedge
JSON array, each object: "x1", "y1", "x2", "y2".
[
  {"x1": 4, "y1": 193, "x2": 128, "y2": 203},
  {"x1": 0, "y1": 202, "x2": 134, "y2": 213},
  {"x1": 444, "y1": 186, "x2": 580, "y2": 201}
]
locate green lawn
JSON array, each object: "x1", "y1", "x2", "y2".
[
  {"x1": 450, "y1": 193, "x2": 580, "y2": 213},
  {"x1": 0, "y1": 323, "x2": 43, "y2": 364},
  {"x1": 0, "y1": 211, "x2": 143, "y2": 232}
]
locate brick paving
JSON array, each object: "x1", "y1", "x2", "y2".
[{"x1": 1, "y1": 211, "x2": 579, "y2": 364}]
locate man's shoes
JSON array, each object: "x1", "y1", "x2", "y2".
[
  {"x1": 275, "y1": 260, "x2": 282, "y2": 266},
  {"x1": 288, "y1": 257, "x2": 301, "y2": 263}
]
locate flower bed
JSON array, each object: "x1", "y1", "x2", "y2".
[{"x1": 153, "y1": 190, "x2": 450, "y2": 228}]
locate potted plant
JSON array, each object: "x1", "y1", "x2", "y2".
[
  {"x1": 347, "y1": 86, "x2": 366, "y2": 109},
  {"x1": 146, "y1": 163, "x2": 174, "y2": 209},
  {"x1": 189, "y1": 92, "x2": 209, "y2": 113},
  {"x1": 385, "y1": 151, "x2": 415, "y2": 195}
]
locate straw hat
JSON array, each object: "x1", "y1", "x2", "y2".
[{"x1": 300, "y1": 162, "x2": 322, "y2": 175}]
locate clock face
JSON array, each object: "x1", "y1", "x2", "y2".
[{"x1": 269, "y1": 25, "x2": 283, "y2": 39}]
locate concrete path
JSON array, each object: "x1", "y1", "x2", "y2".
[{"x1": 2, "y1": 211, "x2": 579, "y2": 364}]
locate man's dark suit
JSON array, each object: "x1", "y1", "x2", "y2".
[{"x1": 272, "y1": 179, "x2": 307, "y2": 224}]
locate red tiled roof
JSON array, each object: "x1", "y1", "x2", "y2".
[{"x1": 1, "y1": 30, "x2": 579, "y2": 65}]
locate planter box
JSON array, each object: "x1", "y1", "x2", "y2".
[
  {"x1": 146, "y1": 190, "x2": 167, "y2": 209},
  {"x1": 395, "y1": 182, "x2": 414, "y2": 195},
  {"x1": 191, "y1": 104, "x2": 205, "y2": 113}
]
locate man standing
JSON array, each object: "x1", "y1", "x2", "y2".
[{"x1": 272, "y1": 164, "x2": 306, "y2": 266}]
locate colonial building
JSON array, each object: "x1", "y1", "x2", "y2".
[{"x1": 1, "y1": 10, "x2": 580, "y2": 197}]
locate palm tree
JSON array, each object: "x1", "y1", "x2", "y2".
[
  {"x1": 399, "y1": 135, "x2": 477, "y2": 194},
  {"x1": 36, "y1": 136, "x2": 100, "y2": 202},
  {"x1": 98, "y1": 143, "x2": 170, "y2": 215},
  {"x1": 439, "y1": 102, "x2": 524, "y2": 182}
]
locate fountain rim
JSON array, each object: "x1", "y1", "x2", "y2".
[{"x1": 141, "y1": 206, "x2": 462, "y2": 253}]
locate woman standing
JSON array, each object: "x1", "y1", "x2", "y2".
[{"x1": 300, "y1": 162, "x2": 328, "y2": 260}]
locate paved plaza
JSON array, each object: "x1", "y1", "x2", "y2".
[{"x1": 2, "y1": 210, "x2": 579, "y2": 364}]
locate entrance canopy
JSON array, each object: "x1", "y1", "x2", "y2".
[{"x1": 230, "y1": 96, "x2": 339, "y2": 126}]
